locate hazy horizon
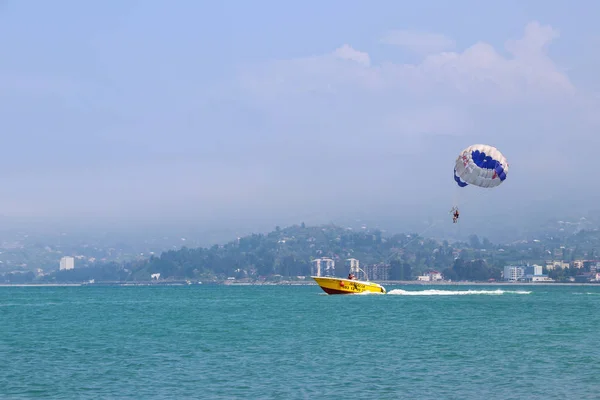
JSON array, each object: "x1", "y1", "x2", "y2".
[{"x1": 1, "y1": 0, "x2": 599, "y2": 243}]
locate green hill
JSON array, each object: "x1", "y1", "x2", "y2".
[{"x1": 10, "y1": 223, "x2": 600, "y2": 284}]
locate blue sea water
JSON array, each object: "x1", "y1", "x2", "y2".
[{"x1": 1, "y1": 284, "x2": 599, "y2": 399}]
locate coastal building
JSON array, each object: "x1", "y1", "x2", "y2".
[
  {"x1": 59, "y1": 256, "x2": 74, "y2": 271},
  {"x1": 345, "y1": 258, "x2": 363, "y2": 279},
  {"x1": 417, "y1": 270, "x2": 443, "y2": 282},
  {"x1": 366, "y1": 263, "x2": 390, "y2": 281},
  {"x1": 311, "y1": 259, "x2": 321, "y2": 276},
  {"x1": 503, "y1": 266, "x2": 524, "y2": 281},
  {"x1": 524, "y1": 265, "x2": 543, "y2": 276},
  {"x1": 311, "y1": 258, "x2": 335, "y2": 277},
  {"x1": 321, "y1": 258, "x2": 335, "y2": 276},
  {"x1": 572, "y1": 260, "x2": 600, "y2": 271},
  {"x1": 520, "y1": 264, "x2": 553, "y2": 282},
  {"x1": 524, "y1": 275, "x2": 555, "y2": 282},
  {"x1": 575, "y1": 272, "x2": 600, "y2": 283},
  {"x1": 545, "y1": 261, "x2": 569, "y2": 270},
  {"x1": 345, "y1": 258, "x2": 359, "y2": 271}
]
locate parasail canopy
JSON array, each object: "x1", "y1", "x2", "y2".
[{"x1": 454, "y1": 144, "x2": 509, "y2": 188}]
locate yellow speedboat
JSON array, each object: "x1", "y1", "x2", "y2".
[{"x1": 311, "y1": 276, "x2": 386, "y2": 295}]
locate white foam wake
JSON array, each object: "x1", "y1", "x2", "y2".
[
  {"x1": 387, "y1": 289, "x2": 531, "y2": 296},
  {"x1": 355, "y1": 290, "x2": 385, "y2": 295}
]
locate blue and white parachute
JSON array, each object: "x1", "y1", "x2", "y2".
[{"x1": 453, "y1": 144, "x2": 508, "y2": 189}]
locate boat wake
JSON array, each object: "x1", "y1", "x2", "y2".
[
  {"x1": 355, "y1": 291, "x2": 386, "y2": 295},
  {"x1": 387, "y1": 289, "x2": 531, "y2": 296}
]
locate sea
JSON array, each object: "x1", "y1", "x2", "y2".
[{"x1": 1, "y1": 284, "x2": 599, "y2": 399}]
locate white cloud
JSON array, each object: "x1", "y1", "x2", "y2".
[
  {"x1": 332, "y1": 44, "x2": 371, "y2": 66},
  {"x1": 505, "y1": 21, "x2": 559, "y2": 59},
  {"x1": 381, "y1": 30, "x2": 456, "y2": 54},
  {"x1": 232, "y1": 21, "x2": 600, "y2": 214},
  {"x1": 240, "y1": 21, "x2": 577, "y2": 105},
  {"x1": 237, "y1": 21, "x2": 583, "y2": 132}
]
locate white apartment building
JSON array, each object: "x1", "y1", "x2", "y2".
[
  {"x1": 59, "y1": 256, "x2": 75, "y2": 271},
  {"x1": 366, "y1": 263, "x2": 390, "y2": 281},
  {"x1": 524, "y1": 265, "x2": 543, "y2": 276},
  {"x1": 311, "y1": 258, "x2": 335, "y2": 277},
  {"x1": 345, "y1": 258, "x2": 360, "y2": 274},
  {"x1": 503, "y1": 265, "x2": 524, "y2": 281}
]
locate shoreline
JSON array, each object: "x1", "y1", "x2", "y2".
[
  {"x1": 225, "y1": 280, "x2": 598, "y2": 287},
  {"x1": 378, "y1": 281, "x2": 593, "y2": 286},
  {"x1": 0, "y1": 283, "x2": 82, "y2": 287},
  {"x1": 0, "y1": 281, "x2": 598, "y2": 287}
]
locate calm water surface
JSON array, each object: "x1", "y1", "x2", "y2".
[{"x1": 1, "y1": 284, "x2": 599, "y2": 399}]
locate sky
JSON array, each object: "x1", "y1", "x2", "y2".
[{"x1": 0, "y1": 0, "x2": 599, "y2": 241}]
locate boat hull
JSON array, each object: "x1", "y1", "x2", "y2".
[{"x1": 311, "y1": 276, "x2": 386, "y2": 295}]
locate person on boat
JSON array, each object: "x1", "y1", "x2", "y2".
[
  {"x1": 453, "y1": 208, "x2": 459, "y2": 223},
  {"x1": 347, "y1": 273, "x2": 356, "y2": 280}
]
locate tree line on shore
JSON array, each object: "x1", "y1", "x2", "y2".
[{"x1": 1, "y1": 223, "x2": 598, "y2": 284}]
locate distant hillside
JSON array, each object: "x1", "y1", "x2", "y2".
[
  {"x1": 7, "y1": 222, "x2": 600, "y2": 284},
  {"x1": 129, "y1": 223, "x2": 455, "y2": 281},
  {"x1": 32, "y1": 223, "x2": 461, "y2": 283}
]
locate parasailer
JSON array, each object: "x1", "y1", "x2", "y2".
[
  {"x1": 449, "y1": 206, "x2": 460, "y2": 223},
  {"x1": 452, "y1": 144, "x2": 509, "y2": 222}
]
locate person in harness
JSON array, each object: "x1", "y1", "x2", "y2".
[{"x1": 453, "y1": 208, "x2": 459, "y2": 223}]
